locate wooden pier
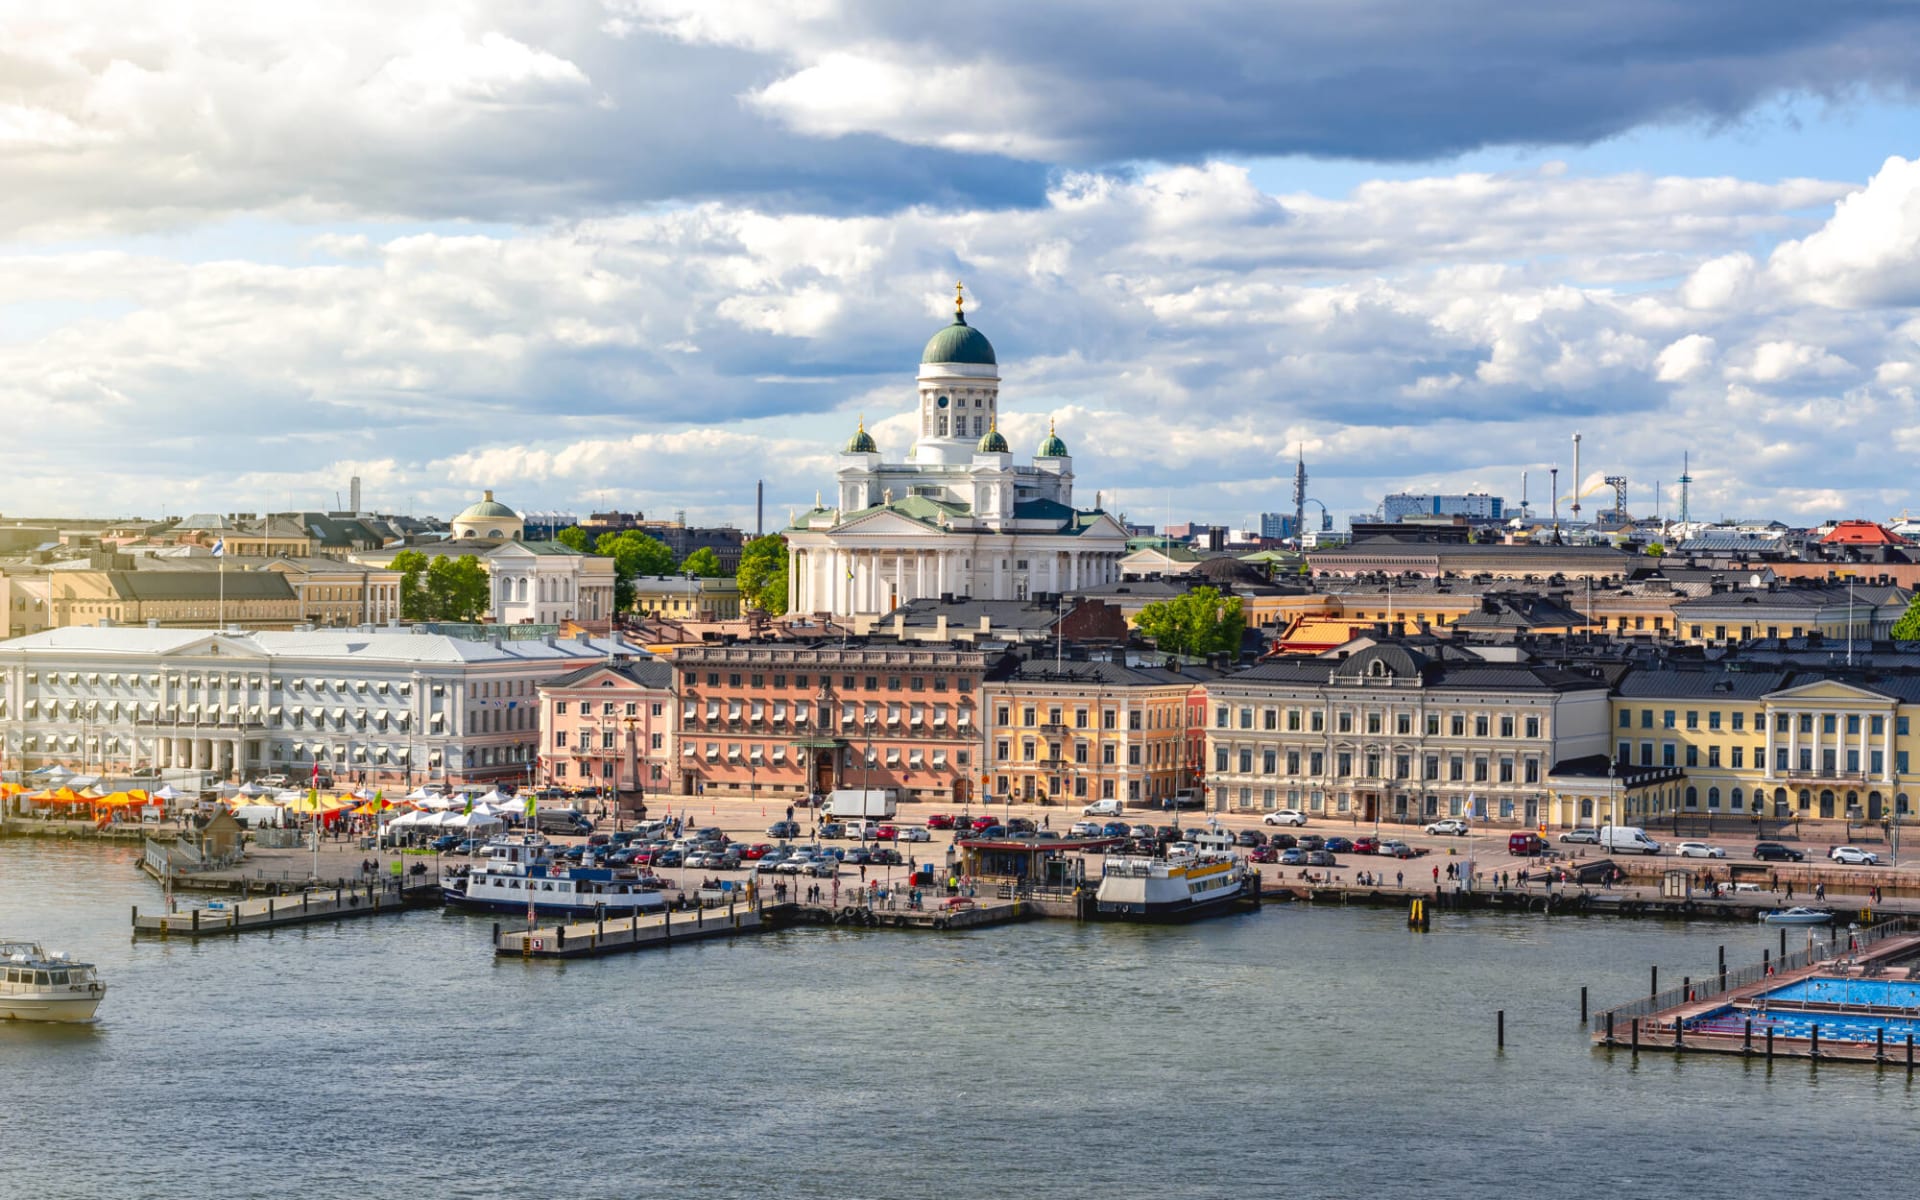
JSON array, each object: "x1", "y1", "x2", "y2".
[
  {"x1": 495, "y1": 898, "x2": 769, "y2": 958},
  {"x1": 131, "y1": 880, "x2": 438, "y2": 939},
  {"x1": 782, "y1": 896, "x2": 1032, "y2": 931}
]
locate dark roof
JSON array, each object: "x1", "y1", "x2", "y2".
[
  {"x1": 1219, "y1": 646, "x2": 1603, "y2": 693},
  {"x1": 542, "y1": 659, "x2": 671, "y2": 690},
  {"x1": 105, "y1": 571, "x2": 296, "y2": 602},
  {"x1": 1547, "y1": 756, "x2": 1685, "y2": 787},
  {"x1": 997, "y1": 659, "x2": 1221, "y2": 688}
]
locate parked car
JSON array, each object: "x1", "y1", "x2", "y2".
[
  {"x1": 766, "y1": 820, "x2": 801, "y2": 839},
  {"x1": 1753, "y1": 842, "x2": 1805, "y2": 862},
  {"x1": 1248, "y1": 845, "x2": 1279, "y2": 863},
  {"x1": 1297, "y1": 834, "x2": 1326, "y2": 851},
  {"x1": 1235, "y1": 829, "x2": 1268, "y2": 847},
  {"x1": 1380, "y1": 840, "x2": 1416, "y2": 859},
  {"x1": 1070, "y1": 820, "x2": 1105, "y2": 837},
  {"x1": 430, "y1": 834, "x2": 463, "y2": 853},
  {"x1": 969, "y1": 816, "x2": 999, "y2": 833},
  {"x1": 927, "y1": 814, "x2": 956, "y2": 830},
  {"x1": 738, "y1": 843, "x2": 772, "y2": 860},
  {"x1": 1263, "y1": 809, "x2": 1307, "y2": 827},
  {"x1": 975, "y1": 824, "x2": 1007, "y2": 839},
  {"x1": 870, "y1": 848, "x2": 905, "y2": 866},
  {"x1": 873, "y1": 824, "x2": 899, "y2": 841},
  {"x1": 819, "y1": 822, "x2": 847, "y2": 839},
  {"x1": 586, "y1": 833, "x2": 612, "y2": 847},
  {"x1": 1161, "y1": 793, "x2": 1204, "y2": 811},
  {"x1": 897, "y1": 827, "x2": 931, "y2": 843},
  {"x1": 1425, "y1": 819, "x2": 1470, "y2": 836},
  {"x1": 1324, "y1": 836, "x2": 1354, "y2": 853},
  {"x1": 1268, "y1": 833, "x2": 1299, "y2": 850},
  {"x1": 843, "y1": 848, "x2": 873, "y2": 865},
  {"x1": 1558, "y1": 827, "x2": 1601, "y2": 844},
  {"x1": 1102, "y1": 821, "x2": 1132, "y2": 838},
  {"x1": 1278, "y1": 847, "x2": 1306, "y2": 865},
  {"x1": 653, "y1": 849, "x2": 684, "y2": 869},
  {"x1": 1129, "y1": 824, "x2": 1156, "y2": 839},
  {"x1": 1005, "y1": 817, "x2": 1037, "y2": 834},
  {"x1": 1352, "y1": 836, "x2": 1380, "y2": 855},
  {"x1": 1304, "y1": 850, "x2": 1336, "y2": 867},
  {"x1": 1830, "y1": 845, "x2": 1881, "y2": 865},
  {"x1": 1675, "y1": 841, "x2": 1727, "y2": 859}
]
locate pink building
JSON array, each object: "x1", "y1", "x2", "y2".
[{"x1": 537, "y1": 656, "x2": 674, "y2": 812}]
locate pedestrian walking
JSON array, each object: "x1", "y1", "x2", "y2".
[
  {"x1": 1432, "y1": 865, "x2": 1440, "y2": 884},
  {"x1": 1396, "y1": 870, "x2": 1403, "y2": 887}
]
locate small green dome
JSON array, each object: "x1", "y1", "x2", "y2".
[
  {"x1": 1037, "y1": 419, "x2": 1069, "y2": 458},
  {"x1": 456, "y1": 490, "x2": 518, "y2": 520},
  {"x1": 844, "y1": 416, "x2": 877, "y2": 454},
  {"x1": 922, "y1": 313, "x2": 997, "y2": 366},
  {"x1": 977, "y1": 423, "x2": 1009, "y2": 454}
]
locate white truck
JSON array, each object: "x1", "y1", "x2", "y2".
[
  {"x1": 1598, "y1": 825, "x2": 1662, "y2": 855},
  {"x1": 826, "y1": 789, "x2": 897, "y2": 820}
]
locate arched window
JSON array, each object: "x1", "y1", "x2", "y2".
[
  {"x1": 1685, "y1": 785, "x2": 1698, "y2": 808},
  {"x1": 1707, "y1": 786, "x2": 1720, "y2": 809}
]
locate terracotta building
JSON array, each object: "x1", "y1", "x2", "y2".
[{"x1": 671, "y1": 643, "x2": 997, "y2": 806}]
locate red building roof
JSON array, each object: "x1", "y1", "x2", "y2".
[{"x1": 1821, "y1": 520, "x2": 1904, "y2": 546}]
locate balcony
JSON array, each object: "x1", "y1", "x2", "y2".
[{"x1": 1772, "y1": 769, "x2": 1873, "y2": 786}]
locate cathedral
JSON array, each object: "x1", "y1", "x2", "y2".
[{"x1": 787, "y1": 287, "x2": 1129, "y2": 617}]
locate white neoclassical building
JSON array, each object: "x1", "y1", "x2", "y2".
[{"x1": 787, "y1": 290, "x2": 1129, "y2": 617}]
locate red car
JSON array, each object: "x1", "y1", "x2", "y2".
[
  {"x1": 874, "y1": 824, "x2": 898, "y2": 841},
  {"x1": 968, "y1": 816, "x2": 997, "y2": 834},
  {"x1": 738, "y1": 843, "x2": 772, "y2": 860},
  {"x1": 1353, "y1": 837, "x2": 1381, "y2": 855},
  {"x1": 927, "y1": 814, "x2": 955, "y2": 830}
]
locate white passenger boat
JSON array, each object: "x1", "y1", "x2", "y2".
[
  {"x1": 441, "y1": 833, "x2": 667, "y2": 919},
  {"x1": 1095, "y1": 845, "x2": 1249, "y2": 922},
  {"x1": 0, "y1": 940, "x2": 107, "y2": 1023},
  {"x1": 1760, "y1": 907, "x2": 1834, "y2": 926}
]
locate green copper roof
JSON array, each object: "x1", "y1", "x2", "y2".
[
  {"x1": 1037, "y1": 420, "x2": 1068, "y2": 458},
  {"x1": 844, "y1": 418, "x2": 878, "y2": 454},
  {"x1": 977, "y1": 424, "x2": 1009, "y2": 453},
  {"x1": 922, "y1": 314, "x2": 997, "y2": 366}
]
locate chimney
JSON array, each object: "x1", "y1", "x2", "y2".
[
  {"x1": 892, "y1": 613, "x2": 906, "y2": 639},
  {"x1": 935, "y1": 615, "x2": 948, "y2": 640},
  {"x1": 979, "y1": 615, "x2": 992, "y2": 633}
]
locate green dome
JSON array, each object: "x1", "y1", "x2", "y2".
[
  {"x1": 922, "y1": 314, "x2": 997, "y2": 366},
  {"x1": 977, "y1": 423, "x2": 1009, "y2": 454},
  {"x1": 844, "y1": 417, "x2": 878, "y2": 454},
  {"x1": 456, "y1": 491, "x2": 518, "y2": 520},
  {"x1": 1037, "y1": 419, "x2": 1069, "y2": 458}
]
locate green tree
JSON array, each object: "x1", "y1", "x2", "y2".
[
  {"x1": 736, "y1": 535, "x2": 790, "y2": 614},
  {"x1": 595, "y1": 530, "x2": 677, "y2": 612},
  {"x1": 390, "y1": 550, "x2": 432, "y2": 621},
  {"x1": 681, "y1": 546, "x2": 724, "y2": 577},
  {"x1": 1893, "y1": 593, "x2": 1920, "y2": 641},
  {"x1": 1135, "y1": 586, "x2": 1245, "y2": 658},
  {"x1": 1645, "y1": 541, "x2": 1666, "y2": 558},
  {"x1": 426, "y1": 555, "x2": 491, "y2": 621},
  {"x1": 555, "y1": 525, "x2": 591, "y2": 553}
]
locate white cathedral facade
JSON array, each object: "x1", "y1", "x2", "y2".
[{"x1": 786, "y1": 290, "x2": 1129, "y2": 617}]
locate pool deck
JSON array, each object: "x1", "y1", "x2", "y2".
[{"x1": 1592, "y1": 927, "x2": 1920, "y2": 1063}]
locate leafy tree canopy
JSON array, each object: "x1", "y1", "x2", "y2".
[
  {"x1": 1135, "y1": 586, "x2": 1245, "y2": 658},
  {"x1": 736, "y1": 535, "x2": 789, "y2": 614}
]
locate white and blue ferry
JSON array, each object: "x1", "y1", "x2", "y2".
[{"x1": 441, "y1": 833, "x2": 666, "y2": 918}]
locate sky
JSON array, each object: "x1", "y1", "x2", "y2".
[{"x1": 6, "y1": 1, "x2": 1920, "y2": 532}]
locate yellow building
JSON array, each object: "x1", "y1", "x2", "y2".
[
  {"x1": 982, "y1": 660, "x2": 1217, "y2": 809},
  {"x1": 632, "y1": 576, "x2": 740, "y2": 622},
  {"x1": 1605, "y1": 666, "x2": 1920, "y2": 826},
  {"x1": 42, "y1": 569, "x2": 301, "y2": 630}
]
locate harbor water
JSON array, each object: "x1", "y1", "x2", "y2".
[{"x1": 4, "y1": 837, "x2": 1917, "y2": 1200}]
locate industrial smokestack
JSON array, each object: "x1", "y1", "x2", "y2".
[
  {"x1": 756, "y1": 480, "x2": 764, "y2": 537},
  {"x1": 350, "y1": 475, "x2": 362, "y2": 514},
  {"x1": 1570, "y1": 433, "x2": 1582, "y2": 518},
  {"x1": 1550, "y1": 467, "x2": 1560, "y2": 526}
]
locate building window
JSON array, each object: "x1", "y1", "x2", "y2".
[{"x1": 1524, "y1": 716, "x2": 1540, "y2": 739}]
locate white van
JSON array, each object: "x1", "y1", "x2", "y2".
[
  {"x1": 1082, "y1": 798, "x2": 1123, "y2": 817},
  {"x1": 1598, "y1": 825, "x2": 1662, "y2": 855}
]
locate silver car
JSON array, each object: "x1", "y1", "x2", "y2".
[{"x1": 1675, "y1": 842, "x2": 1727, "y2": 859}]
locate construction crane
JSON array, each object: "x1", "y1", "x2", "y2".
[{"x1": 1602, "y1": 475, "x2": 1630, "y2": 524}]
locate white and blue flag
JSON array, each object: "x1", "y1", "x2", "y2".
[{"x1": 210, "y1": 538, "x2": 225, "y2": 558}]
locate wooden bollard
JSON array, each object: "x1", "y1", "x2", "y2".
[
  {"x1": 1580, "y1": 986, "x2": 1588, "y2": 1025},
  {"x1": 1744, "y1": 1018, "x2": 1753, "y2": 1054},
  {"x1": 1780, "y1": 926, "x2": 1787, "y2": 956},
  {"x1": 663, "y1": 908, "x2": 671, "y2": 942},
  {"x1": 1907, "y1": 1033, "x2": 1914, "y2": 1074},
  {"x1": 192, "y1": 908, "x2": 200, "y2": 934},
  {"x1": 1767, "y1": 1026, "x2": 1775, "y2": 1059},
  {"x1": 1877, "y1": 1027, "x2": 1887, "y2": 1064},
  {"x1": 131, "y1": 905, "x2": 138, "y2": 929},
  {"x1": 1811, "y1": 1023, "x2": 1821, "y2": 1059},
  {"x1": 1675, "y1": 1016, "x2": 1684, "y2": 1048},
  {"x1": 1631, "y1": 1017, "x2": 1639, "y2": 1053},
  {"x1": 1605, "y1": 1010, "x2": 1615, "y2": 1044},
  {"x1": 1496, "y1": 1010, "x2": 1504, "y2": 1049},
  {"x1": 492, "y1": 922, "x2": 500, "y2": 950},
  {"x1": 1651, "y1": 965, "x2": 1659, "y2": 997},
  {"x1": 1718, "y1": 945, "x2": 1726, "y2": 988}
]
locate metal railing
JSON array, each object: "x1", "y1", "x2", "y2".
[{"x1": 1591, "y1": 915, "x2": 1920, "y2": 1036}]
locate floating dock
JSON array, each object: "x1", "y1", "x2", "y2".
[
  {"x1": 1590, "y1": 917, "x2": 1920, "y2": 1063},
  {"x1": 781, "y1": 896, "x2": 1031, "y2": 930},
  {"x1": 131, "y1": 880, "x2": 439, "y2": 939},
  {"x1": 495, "y1": 898, "x2": 768, "y2": 958}
]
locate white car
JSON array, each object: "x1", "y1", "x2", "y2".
[
  {"x1": 1263, "y1": 809, "x2": 1307, "y2": 827},
  {"x1": 1425, "y1": 819, "x2": 1470, "y2": 836},
  {"x1": 1069, "y1": 820, "x2": 1105, "y2": 837},
  {"x1": 1675, "y1": 842, "x2": 1727, "y2": 859},
  {"x1": 1830, "y1": 845, "x2": 1881, "y2": 866},
  {"x1": 897, "y1": 827, "x2": 932, "y2": 843}
]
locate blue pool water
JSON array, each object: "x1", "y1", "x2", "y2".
[
  {"x1": 1691, "y1": 1007, "x2": 1920, "y2": 1043},
  {"x1": 1761, "y1": 977, "x2": 1920, "y2": 1009}
]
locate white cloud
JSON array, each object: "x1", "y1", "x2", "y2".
[
  {"x1": 1680, "y1": 253, "x2": 1755, "y2": 310},
  {"x1": 1733, "y1": 340, "x2": 1853, "y2": 384},
  {"x1": 1654, "y1": 334, "x2": 1717, "y2": 382},
  {"x1": 1769, "y1": 155, "x2": 1920, "y2": 308}
]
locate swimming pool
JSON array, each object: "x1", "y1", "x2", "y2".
[
  {"x1": 1760, "y1": 977, "x2": 1920, "y2": 1009},
  {"x1": 1687, "y1": 1006, "x2": 1920, "y2": 1043}
]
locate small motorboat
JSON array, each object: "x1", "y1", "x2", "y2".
[
  {"x1": 1, "y1": 940, "x2": 107, "y2": 1022},
  {"x1": 1761, "y1": 907, "x2": 1833, "y2": 926}
]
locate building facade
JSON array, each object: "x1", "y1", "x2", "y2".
[
  {"x1": 982, "y1": 660, "x2": 1216, "y2": 808},
  {"x1": 671, "y1": 643, "x2": 992, "y2": 806},
  {"x1": 538, "y1": 658, "x2": 674, "y2": 799},
  {"x1": 0, "y1": 627, "x2": 641, "y2": 786},
  {"x1": 1202, "y1": 643, "x2": 1611, "y2": 824}
]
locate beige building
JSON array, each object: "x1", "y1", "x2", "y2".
[
  {"x1": 633, "y1": 576, "x2": 740, "y2": 622},
  {"x1": 42, "y1": 570, "x2": 301, "y2": 630}
]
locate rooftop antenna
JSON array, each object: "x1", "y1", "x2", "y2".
[
  {"x1": 1550, "y1": 467, "x2": 1560, "y2": 530},
  {"x1": 1521, "y1": 470, "x2": 1528, "y2": 519},
  {"x1": 1570, "y1": 433, "x2": 1582, "y2": 520},
  {"x1": 1677, "y1": 451, "x2": 1693, "y2": 528}
]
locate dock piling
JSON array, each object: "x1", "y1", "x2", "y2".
[
  {"x1": 1650, "y1": 965, "x2": 1658, "y2": 997},
  {"x1": 1780, "y1": 926, "x2": 1787, "y2": 956},
  {"x1": 1908, "y1": 1033, "x2": 1914, "y2": 1075},
  {"x1": 1744, "y1": 1018, "x2": 1753, "y2": 1055},
  {"x1": 1631, "y1": 1017, "x2": 1640, "y2": 1054},
  {"x1": 191, "y1": 908, "x2": 199, "y2": 934},
  {"x1": 1811, "y1": 1024, "x2": 1821, "y2": 1059},
  {"x1": 1718, "y1": 945, "x2": 1726, "y2": 988},
  {"x1": 1497, "y1": 1009, "x2": 1504, "y2": 1049},
  {"x1": 1580, "y1": 986, "x2": 1588, "y2": 1025},
  {"x1": 130, "y1": 905, "x2": 137, "y2": 929},
  {"x1": 1877, "y1": 1027, "x2": 1886, "y2": 1064}
]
